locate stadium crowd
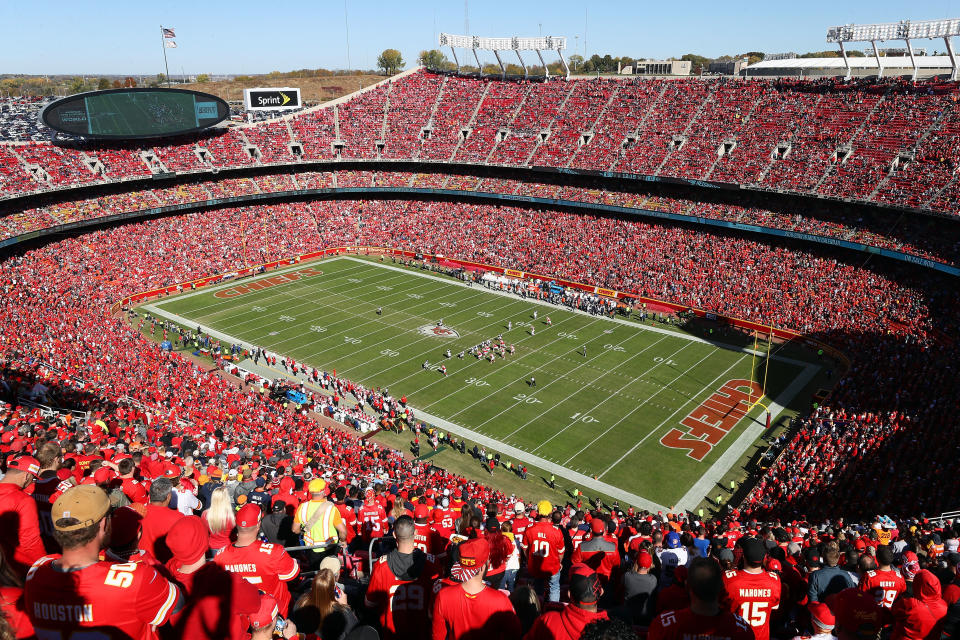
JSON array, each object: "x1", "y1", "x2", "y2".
[
  {"x1": 2, "y1": 168, "x2": 958, "y2": 268},
  {"x1": 2, "y1": 72, "x2": 960, "y2": 219},
  {"x1": 0, "y1": 75, "x2": 958, "y2": 635}
]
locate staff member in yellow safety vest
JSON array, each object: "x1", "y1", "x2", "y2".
[{"x1": 292, "y1": 478, "x2": 347, "y2": 570}]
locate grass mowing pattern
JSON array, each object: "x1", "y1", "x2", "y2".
[{"x1": 154, "y1": 257, "x2": 813, "y2": 507}]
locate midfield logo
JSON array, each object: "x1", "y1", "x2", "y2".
[{"x1": 418, "y1": 324, "x2": 460, "y2": 339}]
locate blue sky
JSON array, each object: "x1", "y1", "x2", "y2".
[{"x1": 2, "y1": 0, "x2": 958, "y2": 75}]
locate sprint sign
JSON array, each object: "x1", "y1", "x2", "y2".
[{"x1": 660, "y1": 379, "x2": 762, "y2": 461}]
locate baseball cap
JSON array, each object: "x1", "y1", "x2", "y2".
[
  {"x1": 166, "y1": 515, "x2": 209, "y2": 565},
  {"x1": 637, "y1": 550, "x2": 653, "y2": 569},
  {"x1": 719, "y1": 548, "x2": 735, "y2": 563},
  {"x1": 765, "y1": 558, "x2": 783, "y2": 572},
  {"x1": 249, "y1": 594, "x2": 279, "y2": 629},
  {"x1": 741, "y1": 537, "x2": 767, "y2": 564},
  {"x1": 236, "y1": 503, "x2": 262, "y2": 528},
  {"x1": 94, "y1": 467, "x2": 116, "y2": 485},
  {"x1": 319, "y1": 555, "x2": 342, "y2": 577},
  {"x1": 591, "y1": 518, "x2": 606, "y2": 534},
  {"x1": 665, "y1": 531, "x2": 681, "y2": 549},
  {"x1": 110, "y1": 506, "x2": 143, "y2": 547},
  {"x1": 414, "y1": 504, "x2": 429, "y2": 519},
  {"x1": 7, "y1": 455, "x2": 40, "y2": 477},
  {"x1": 308, "y1": 478, "x2": 329, "y2": 496},
  {"x1": 809, "y1": 602, "x2": 835, "y2": 630},
  {"x1": 451, "y1": 538, "x2": 490, "y2": 582},
  {"x1": 570, "y1": 570, "x2": 601, "y2": 606},
  {"x1": 537, "y1": 500, "x2": 552, "y2": 517},
  {"x1": 52, "y1": 485, "x2": 110, "y2": 532},
  {"x1": 514, "y1": 501, "x2": 525, "y2": 513}
]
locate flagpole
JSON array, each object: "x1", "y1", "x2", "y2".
[{"x1": 160, "y1": 25, "x2": 171, "y2": 87}]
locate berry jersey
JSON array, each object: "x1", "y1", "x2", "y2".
[
  {"x1": 722, "y1": 569, "x2": 782, "y2": 640},
  {"x1": 859, "y1": 569, "x2": 906, "y2": 608}
]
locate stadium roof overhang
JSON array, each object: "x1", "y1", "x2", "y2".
[
  {"x1": 745, "y1": 54, "x2": 955, "y2": 77},
  {"x1": 824, "y1": 18, "x2": 960, "y2": 80}
]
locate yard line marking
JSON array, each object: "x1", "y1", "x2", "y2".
[
  {"x1": 532, "y1": 339, "x2": 693, "y2": 454},
  {"x1": 563, "y1": 347, "x2": 727, "y2": 465},
  {"x1": 441, "y1": 316, "x2": 611, "y2": 418},
  {"x1": 597, "y1": 353, "x2": 749, "y2": 479},
  {"x1": 510, "y1": 335, "x2": 677, "y2": 444}
]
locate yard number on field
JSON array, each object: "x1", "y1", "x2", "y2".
[
  {"x1": 603, "y1": 343, "x2": 625, "y2": 352},
  {"x1": 464, "y1": 377, "x2": 490, "y2": 387},
  {"x1": 653, "y1": 356, "x2": 676, "y2": 366},
  {"x1": 344, "y1": 336, "x2": 362, "y2": 344},
  {"x1": 310, "y1": 326, "x2": 327, "y2": 333},
  {"x1": 512, "y1": 393, "x2": 543, "y2": 404},
  {"x1": 380, "y1": 349, "x2": 399, "y2": 357},
  {"x1": 570, "y1": 412, "x2": 599, "y2": 424}
]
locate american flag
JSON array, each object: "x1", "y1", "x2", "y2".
[
  {"x1": 164, "y1": 41, "x2": 177, "y2": 48},
  {"x1": 162, "y1": 27, "x2": 176, "y2": 38}
]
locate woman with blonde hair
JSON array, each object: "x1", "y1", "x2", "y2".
[
  {"x1": 202, "y1": 485, "x2": 235, "y2": 555},
  {"x1": 290, "y1": 568, "x2": 358, "y2": 639}
]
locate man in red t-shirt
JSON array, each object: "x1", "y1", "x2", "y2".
[
  {"x1": 0, "y1": 455, "x2": 46, "y2": 577},
  {"x1": 649, "y1": 557, "x2": 755, "y2": 640},
  {"x1": 859, "y1": 545, "x2": 906, "y2": 608},
  {"x1": 359, "y1": 488, "x2": 389, "y2": 543},
  {"x1": 214, "y1": 503, "x2": 300, "y2": 616},
  {"x1": 723, "y1": 537, "x2": 781, "y2": 640},
  {"x1": 827, "y1": 585, "x2": 891, "y2": 640},
  {"x1": 365, "y1": 515, "x2": 441, "y2": 640},
  {"x1": 510, "y1": 502, "x2": 531, "y2": 540},
  {"x1": 163, "y1": 514, "x2": 262, "y2": 640},
  {"x1": 521, "y1": 500, "x2": 565, "y2": 602},
  {"x1": 25, "y1": 485, "x2": 182, "y2": 640},
  {"x1": 431, "y1": 537, "x2": 521, "y2": 640},
  {"x1": 139, "y1": 477, "x2": 184, "y2": 563}
]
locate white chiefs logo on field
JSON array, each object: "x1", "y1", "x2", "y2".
[{"x1": 418, "y1": 324, "x2": 460, "y2": 339}]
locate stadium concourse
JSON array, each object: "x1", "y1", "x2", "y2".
[{"x1": 0, "y1": 71, "x2": 959, "y2": 640}]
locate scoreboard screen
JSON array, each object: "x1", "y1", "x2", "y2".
[{"x1": 41, "y1": 88, "x2": 230, "y2": 140}]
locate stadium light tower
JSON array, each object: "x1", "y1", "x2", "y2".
[
  {"x1": 438, "y1": 32, "x2": 569, "y2": 78},
  {"x1": 826, "y1": 18, "x2": 960, "y2": 80}
]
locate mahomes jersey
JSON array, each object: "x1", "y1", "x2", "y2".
[
  {"x1": 722, "y1": 569, "x2": 781, "y2": 640},
  {"x1": 25, "y1": 556, "x2": 180, "y2": 640},
  {"x1": 214, "y1": 541, "x2": 299, "y2": 615}
]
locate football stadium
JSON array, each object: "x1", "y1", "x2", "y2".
[{"x1": 1, "y1": 5, "x2": 959, "y2": 640}]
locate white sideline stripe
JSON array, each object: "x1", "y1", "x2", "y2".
[
  {"x1": 673, "y1": 361, "x2": 819, "y2": 512},
  {"x1": 341, "y1": 257, "x2": 812, "y2": 367}
]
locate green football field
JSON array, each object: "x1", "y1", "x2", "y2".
[{"x1": 144, "y1": 256, "x2": 820, "y2": 510}]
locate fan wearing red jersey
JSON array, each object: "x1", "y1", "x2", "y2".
[
  {"x1": 431, "y1": 498, "x2": 457, "y2": 538},
  {"x1": 431, "y1": 537, "x2": 521, "y2": 640},
  {"x1": 214, "y1": 503, "x2": 300, "y2": 616},
  {"x1": 413, "y1": 504, "x2": 446, "y2": 555},
  {"x1": 723, "y1": 538, "x2": 781, "y2": 640},
  {"x1": 359, "y1": 488, "x2": 389, "y2": 543},
  {"x1": 649, "y1": 557, "x2": 755, "y2": 640},
  {"x1": 365, "y1": 515, "x2": 441, "y2": 640},
  {"x1": 859, "y1": 545, "x2": 906, "y2": 608},
  {"x1": 0, "y1": 455, "x2": 46, "y2": 578},
  {"x1": 25, "y1": 485, "x2": 182, "y2": 640},
  {"x1": 521, "y1": 501, "x2": 565, "y2": 602}
]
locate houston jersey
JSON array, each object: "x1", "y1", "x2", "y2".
[{"x1": 25, "y1": 556, "x2": 180, "y2": 640}]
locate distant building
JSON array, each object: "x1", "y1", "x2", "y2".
[
  {"x1": 632, "y1": 59, "x2": 691, "y2": 76},
  {"x1": 708, "y1": 59, "x2": 748, "y2": 76}
]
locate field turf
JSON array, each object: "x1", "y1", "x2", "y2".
[{"x1": 146, "y1": 256, "x2": 819, "y2": 510}]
